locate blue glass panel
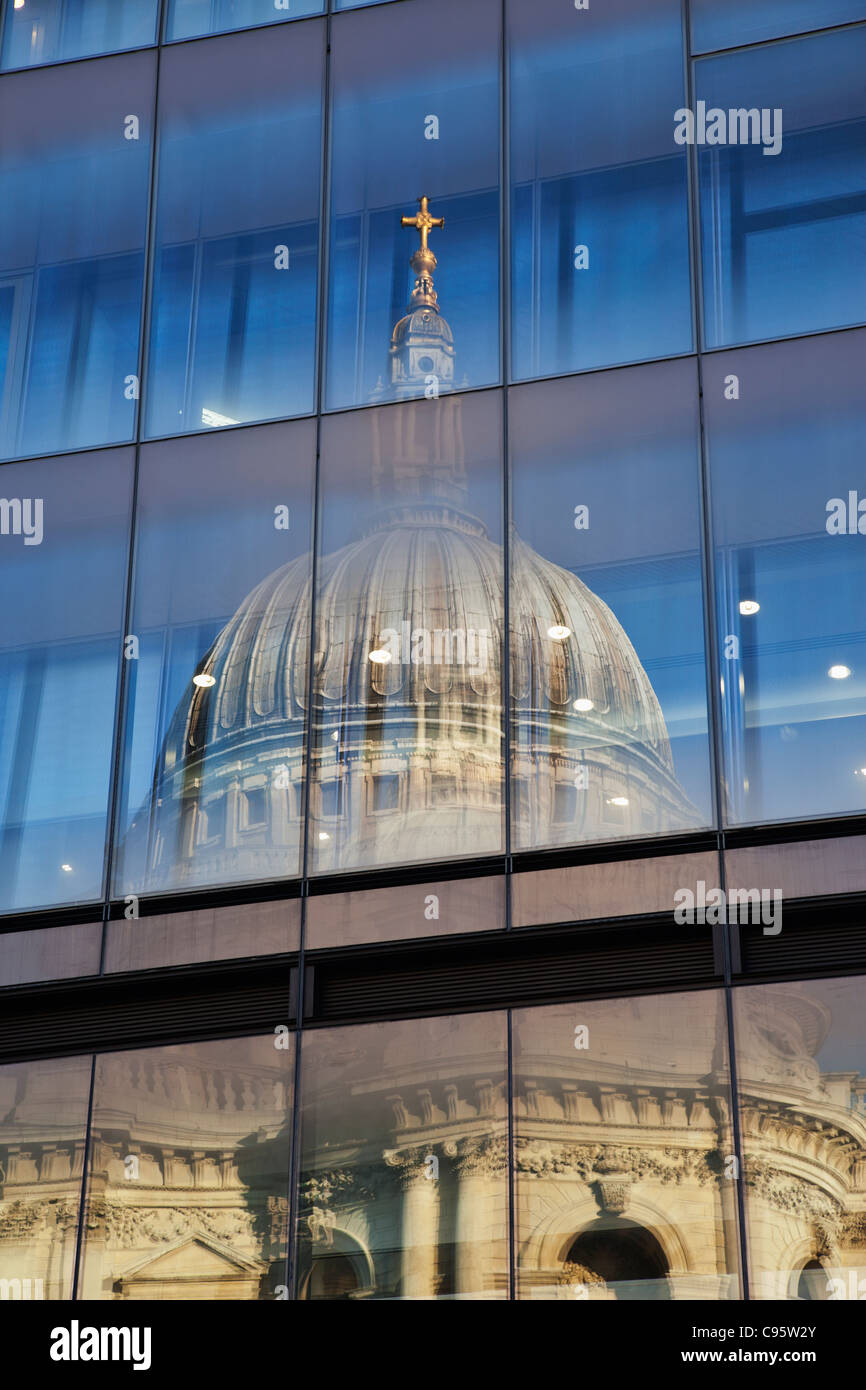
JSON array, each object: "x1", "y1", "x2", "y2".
[
  {"x1": 509, "y1": 0, "x2": 692, "y2": 381},
  {"x1": 691, "y1": 0, "x2": 866, "y2": 55},
  {"x1": 1, "y1": 0, "x2": 157, "y2": 69},
  {"x1": 696, "y1": 26, "x2": 866, "y2": 348},
  {"x1": 705, "y1": 329, "x2": 866, "y2": 826},
  {"x1": 0, "y1": 52, "x2": 155, "y2": 460},
  {"x1": 145, "y1": 24, "x2": 323, "y2": 438},
  {"x1": 166, "y1": 0, "x2": 322, "y2": 41},
  {"x1": 310, "y1": 392, "x2": 504, "y2": 874},
  {"x1": 0, "y1": 449, "x2": 133, "y2": 914},
  {"x1": 325, "y1": 0, "x2": 500, "y2": 411},
  {"x1": 114, "y1": 421, "x2": 315, "y2": 896},
  {"x1": 508, "y1": 360, "x2": 713, "y2": 850}
]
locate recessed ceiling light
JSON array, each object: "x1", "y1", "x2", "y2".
[
  {"x1": 829, "y1": 664, "x2": 852, "y2": 680},
  {"x1": 193, "y1": 673, "x2": 216, "y2": 688},
  {"x1": 369, "y1": 649, "x2": 392, "y2": 664},
  {"x1": 856, "y1": 767, "x2": 866, "y2": 777},
  {"x1": 548, "y1": 625, "x2": 571, "y2": 641},
  {"x1": 318, "y1": 831, "x2": 330, "y2": 841},
  {"x1": 573, "y1": 697, "x2": 594, "y2": 712},
  {"x1": 608, "y1": 796, "x2": 629, "y2": 807},
  {"x1": 739, "y1": 600, "x2": 760, "y2": 616},
  {"x1": 60, "y1": 863, "x2": 72, "y2": 872}
]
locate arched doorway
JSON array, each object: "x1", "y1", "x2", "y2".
[{"x1": 565, "y1": 1216, "x2": 671, "y2": 1300}]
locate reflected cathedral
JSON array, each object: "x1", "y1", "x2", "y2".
[
  {"x1": 3, "y1": 209, "x2": 866, "y2": 1303},
  {"x1": 130, "y1": 197, "x2": 695, "y2": 891}
]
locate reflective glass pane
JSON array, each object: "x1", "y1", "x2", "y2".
[
  {"x1": 691, "y1": 0, "x2": 866, "y2": 55},
  {"x1": 310, "y1": 392, "x2": 503, "y2": 874},
  {"x1": 297, "y1": 1012, "x2": 508, "y2": 1299},
  {"x1": 704, "y1": 330, "x2": 866, "y2": 826},
  {"x1": 0, "y1": 1055, "x2": 92, "y2": 1299},
  {"x1": 509, "y1": 0, "x2": 692, "y2": 380},
  {"x1": 114, "y1": 421, "x2": 315, "y2": 896},
  {"x1": 509, "y1": 361, "x2": 712, "y2": 852},
  {"x1": 0, "y1": 52, "x2": 154, "y2": 460},
  {"x1": 145, "y1": 24, "x2": 323, "y2": 439},
  {"x1": 513, "y1": 991, "x2": 741, "y2": 1299},
  {"x1": 325, "y1": 0, "x2": 500, "y2": 411},
  {"x1": 80, "y1": 1036, "x2": 294, "y2": 1299},
  {"x1": 166, "y1": 0, "x2": 322, "y2": 42},
  {"x1": 733, "y1": 976, "x2": 866, "y2": 1300},
  {"x1": 0, "y1": 449, "x2": 133, "y2": 913},
  {"x1": 697, "y1": 26, "x2": 866, "y2": 348},
  {"x1": 1, "y1": 0, "x2": 158, "y2": 69}
]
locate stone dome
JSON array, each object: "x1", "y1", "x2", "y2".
[{"x1": 134, "y1": 490, "x2": 694, "y2": 888}]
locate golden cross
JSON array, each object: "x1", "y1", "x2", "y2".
[{"x1": 401, "y1": 195, "x2": 444, "y2": 253}]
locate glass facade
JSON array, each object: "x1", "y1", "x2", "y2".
[
  {"x1": 509, "y1": 0, "x2": 692, "y2": 380},
  {"x1": 325, "y1": 0, "x2": 500, "y2": 410},
  {"x1": 1, "y1": 0, "x2": 159, "y2": 69},
  {"x1": 696, "y1": 27, "x2": 866, "y2": 349},
  {"x1": 1, "y1": 0, "x2": 865, "y2": 1314},
  {"x1": 3, "y1": 978, "x2": 866, "y2": 1299},
  {"x1": 0, "y1": 53, "x2": 155, "y2": 460}
]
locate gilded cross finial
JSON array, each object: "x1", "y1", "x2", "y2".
[{"x1": 401, "y1": 195, "x2": 445, "y2": 254}]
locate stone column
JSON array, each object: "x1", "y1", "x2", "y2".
[
  {"x1": 451, "y1": 1135, "x2": 507, "y2": 1299},
  {"x1": 386, "y1": 1149, "x2": 440, "y2": 1299}
]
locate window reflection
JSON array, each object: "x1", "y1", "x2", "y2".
[
  {"x1": 690, "y1": 0, "x2": 866, "y2": 55},
  {"x1": 0, "y1": 451, "x2": 133, "y2": 914},
  {"x1": 325, "y1": 0, "x2": 500, "y2": 410},
  {"x1": 145, "y1": 25, "x2": 323, "y2": 438},
  {"x1": 697, "y1": 26, "x2": 866, "y2": 348},
  {"x1": 80, "y1": 1037, "x2": 293, "y2": 1300},
  {"x1": 310, "y1": 391, "x2": 504, "y2": 873},
  {"x1": 114, "y1": 422, "x2": 315, "y2": 897},
  {"x1": 166, "y1": 0, "x2": 322, "y2": 42},
  {"x1": 733, "y1": 977, "x2": 866, "y2": 1300},
  {"x1": 509, "y1": 0, "x2": 692, "y2": 380},
  {"x1": 0, "y1": 1056, "x2": 92, "y2": 1299},
  {"x1": 0, "y1": 54, "x2": 154, "y2": 459},
  {"x1": 513, "y1": 992, "x2": 740, "y2": 1299},
  {"x1": 1, "y1": 0, "x2": 158, "y2": 69},
  {"x1": 297, "y1": 1012, "x2": 508, "y2": 1299},
  {"x1": 704, "y1": 330, "x2": 866, "y2": 826},
  {"x1": 509, "y1": 362, "x2": 713, "y2": 851}
]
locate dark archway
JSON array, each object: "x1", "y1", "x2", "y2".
[{"x1": 565, "y1": 1217, "x2": 671, "y2": 1300}]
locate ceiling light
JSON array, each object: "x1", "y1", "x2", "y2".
[
  {"x1": 573, "y1": 697, "x2": 594, "y2": 712},
  {"x1": 739, "y1": 600, "x2": 760, "y2": 616},
  {"x1": 548, "y1": 625, "x2": 571, "y2": 641},
  {"x1": 608, "y1": 796, "x2": 629, "y2": 807},
  {"x1": 60, "y1": 863, "x2": 72, "y2": 872},
  {"x1": 318, "y1": 831, "x2": 330, "y2": 841},
  {"x1": 14, "y1": 1, "x2": 25, "y2": 9},
  {"x1": 369, "y1": 649, "x2": 392, "y2": 664},
  {"x1": 193, "y1": 673, "x2": 216, "y2": 688},
  {"x1": 829, "y1": 664, "x2": 852, "y2": 680},
  {"x1": 330, "y1": 730, "x2": 339, "y2": 741},
  {"x1": 856, "y1": 767, "x2": 866, "y2": 777}
]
